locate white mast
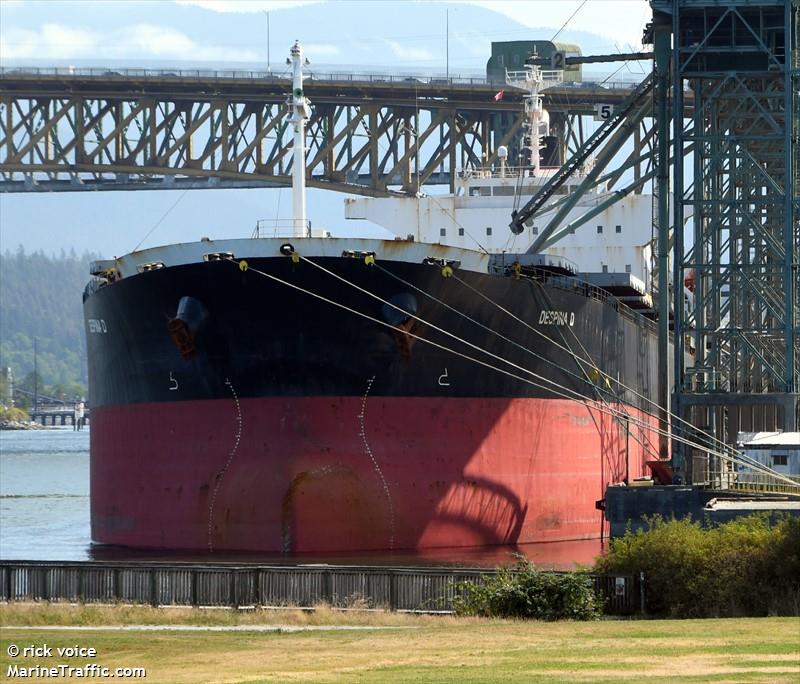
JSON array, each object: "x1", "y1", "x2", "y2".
[
  {"x1": 506, "y1": 56, "x2": 562, "y2": 174},
  {"x1": 289, "y1": 41, "x2": 311, "y2": 237}
]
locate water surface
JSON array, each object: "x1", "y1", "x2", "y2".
[{"x1": 1, "y1": 427, "x2": 90, "y2": 560}]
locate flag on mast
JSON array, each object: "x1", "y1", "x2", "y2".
[{"x1": 493, "y1": 90, "x2": 504, "y2": 102}]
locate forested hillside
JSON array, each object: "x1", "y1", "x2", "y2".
[{"x1": 0, "y1": 248, "x2": 99, "y2": 399}]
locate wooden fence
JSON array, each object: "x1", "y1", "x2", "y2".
[{"x1": 0, "y1": 561, "x2": 640, "y2": 614}]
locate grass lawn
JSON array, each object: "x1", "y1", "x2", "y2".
[{"x1": 1, "y1": 604, "x2": 798, "y2": 683}]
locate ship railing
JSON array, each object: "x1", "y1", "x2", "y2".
[
  {"x1": 459, "y1": 167, "x2": 563, "y2": 181},
  {"x1": 505, "y1": 69, "x2": 563, "y2": 90},
  {"x1": 500, "y1": 265, "x2": 658, "y2": 333},
  {"x1": 253, "y1": 219, "x2": 311, "y2": 238}
]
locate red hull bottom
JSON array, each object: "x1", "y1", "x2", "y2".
[{"x1": 90, "y1": 397, "x2": 656, "y2": 553}]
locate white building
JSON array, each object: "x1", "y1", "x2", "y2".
[{"x1": 736, "y1": 432, "x2": 800, "y2": 476}]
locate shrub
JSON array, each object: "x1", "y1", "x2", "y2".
[
  {"x1": 453, "y1": 555, "x2": 602, "y2": 621},
  {"x1": 0, "y1": 406, "x2": 29, "y2": 423},
  {"x1": 594, "y1": 514, "x2": 800, "y2": 618},
  {"x1": 756, "y1": 515, "x2": 800, "y2": 615}
]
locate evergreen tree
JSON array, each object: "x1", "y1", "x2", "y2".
[{"x1": 0, "y1": 248, "x2": 99, "y2": 398}]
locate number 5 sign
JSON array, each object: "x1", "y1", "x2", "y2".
[{"x1": 594, "y1": 103, "x2": 614, "y2": 121}]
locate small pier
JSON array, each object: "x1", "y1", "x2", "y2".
[
  {"x1": 604, "y1": 485, "x2": 800, "y2": 537},
  {"x1": 28, "y1": 405, "x2": 90, "y2": 427}
]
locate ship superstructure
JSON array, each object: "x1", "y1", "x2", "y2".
[{"x1": 345, "y1": 57, "x2": 656, "y2": 298}]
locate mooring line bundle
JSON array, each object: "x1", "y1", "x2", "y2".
[{"x1": 228, "y1": 254, "x2": 796, "y2": 488}]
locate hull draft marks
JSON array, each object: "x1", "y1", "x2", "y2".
[
  {"x1": 207, "y1": 378, "x2": 243, "y2": 551},
  {"x1": 359, "y1": 375, "x2": 396, "y2": 549}
]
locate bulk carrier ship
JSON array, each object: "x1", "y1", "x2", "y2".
[{"x1": 84, "y1": 43, "x2": 667, "y2": 553}]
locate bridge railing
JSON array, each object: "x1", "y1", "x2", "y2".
[
  {"x1": 27, "y1": 403, "x2": 73, "y2": 413},
  {"x1": 0, "y1": 66, "x2": 640, "y2": 91}
]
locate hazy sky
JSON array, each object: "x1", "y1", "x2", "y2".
[
  {"x1": 0, "y1": 0, "x2": 652, "y2": 257},
  {"x1": 1, "y1": 1, "x2": 651, "y2": 64}
]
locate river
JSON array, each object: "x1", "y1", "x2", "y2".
[{"x1": 0, "y1": 427, "x2": 90, "y2": 560}]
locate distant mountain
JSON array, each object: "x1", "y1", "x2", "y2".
[{"x1": 1, "y1": 0, "x2": 624, "y2": 77}]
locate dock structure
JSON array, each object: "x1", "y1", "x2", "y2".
[
  {"x1": 27, "y1": 406, "x2": 89, "y2": 427},
  {"x1": 0, "y1": 561, "x2": 639, "y2": 615},
  {"x1": 605, "y1": 483, "x2": 800, "y2": 537},
  {"x1": 649, "y1": 0, "x2": 799, "y2": 479}
]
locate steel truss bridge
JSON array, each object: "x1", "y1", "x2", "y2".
[{"x1": 0, "y1": 67, "x2": 643, "y2": 196}]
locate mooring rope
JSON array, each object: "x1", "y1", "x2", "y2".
[
  {"x1": 450, "y1": 271, "x2": 749, "y2": 465},
  {"x1": 372, "y1": 260, "x2": 657, "y2": 459},
  {"x1": 227, "y1": 254, "x2": 794, "y2": 485}
]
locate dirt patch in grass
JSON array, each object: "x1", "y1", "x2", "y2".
[
  {"x1": 2, "y1": 607, "x2": 797, "y2": 684},
  {"x1": 0, "y1": 602, "x2": 467, "y2": 628}
]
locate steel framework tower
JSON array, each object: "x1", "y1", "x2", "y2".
[{"x1": 651, "y1": 0, "x2": 799, "y2": 478}]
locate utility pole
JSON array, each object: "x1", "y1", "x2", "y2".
[
  {"x1": 265, "y1": 11, "x2": 271, "y2": 72},
  {"x1": 446, "y1": 8, "x2": 449, "y2": 80},
  {"x1": 33, "y1": 337, "x2": 38, "y2": 412}
]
